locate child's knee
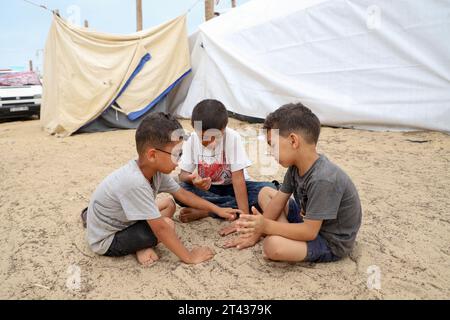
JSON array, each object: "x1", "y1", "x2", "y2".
[
  {"x1": 263, "y1": 236, "x2": 283, "y2": 260},
  {"x1": 258, "y1": 187, "x2": 276, "y2": 206},
  {"x1": 258, "y1": 186, "x2": 271, "y2": 201},
  {"x1": 167, "y1": 198, "x2": 176, "y2": 214},
  {"x1": 160, "y1": 197, "x2": 176, "y2": 215}
]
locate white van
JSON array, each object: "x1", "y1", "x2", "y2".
[{"x1": 0, "y1": 71, "x2": 42, "y2": 119}]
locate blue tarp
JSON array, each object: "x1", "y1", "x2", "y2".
[
  {"x1": 78, "y1": 53, "x2": 190, "y2": 133},
  {"x1": 109, "y1": 52, "x2": 191, "y2": 121}
]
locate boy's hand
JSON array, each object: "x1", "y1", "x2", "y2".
[
  {"x1": 224, "y1": 233, "x2": 262, "y2": 250},
  {"x1": 186, "y1": 246, "x2": 215, "y2": 264},
  {"x1": 215, "y1": 208, "x2": 243, "y2": 221},
  {"x1": 236, "y1": 207, "x2": 265, "y2": 236},
  {"x1": 189, "y1": 173, "x2": 212, "y2": 191},
  {"x1": 219, "y1": 222, "x2": 237, "y2": 236}
]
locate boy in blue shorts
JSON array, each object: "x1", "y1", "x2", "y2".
[
  {"x1": 227, "y1": 103, "x2": 362, "y2": 263},
  {"x1": 177, "y1": 99, "x2": 274, "y2": 235}
]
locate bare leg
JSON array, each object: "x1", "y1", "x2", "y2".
[
  {"x1": 259, "y1": 188, "x2": 308, "y2": 262},
  {"x1": 179, "y1": 208, "x2": 209, "y2": 223},
  {"x1": 156, "y1": 197, "x2": 176, "y2": 218},
  {"x1": 258, "y1": 187, "x2": 290, "y2": 220},
  {"x1": 263, "y1": 235, "x2": 308, "y2": 262},
  {"x1": 136, "y1": 216, "x2": 174, "y2": 266}
]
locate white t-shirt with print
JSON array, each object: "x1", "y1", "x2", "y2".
[{"x1": 179, "y1": 127, "x2": 252, "y2": 185}]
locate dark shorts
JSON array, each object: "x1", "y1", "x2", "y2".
[
  {"x1": 287, "y1": 199, "x2": 341, "y2": 263},
  {"x1": 104, "y1": 220, "x2": 158, "y2": 257}
]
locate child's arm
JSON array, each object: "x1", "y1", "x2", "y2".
[
  {"x1": 179, "y1": 169, "x2": 193, "y2": 183},
  {"x1": 148, "y1": 217, "x2": 214, "y2": 264},
  {"x1": 173, "y1": 188, "x2": 242, "y2": 220},
  {"x1": 231, "y1": 170, "x2": 250, "y2": 215},
  {"x1": 237, "y1": 207, "x2": 323, "y2": 241}
]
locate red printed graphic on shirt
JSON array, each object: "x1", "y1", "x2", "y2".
[{"x1": 198, "y1": 156, "x2": 232, "y2": 185}]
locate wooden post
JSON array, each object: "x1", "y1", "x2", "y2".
[
  {"x1": 29, "y1": 60, "x2": 33, "y2": 72},
  {"x1": 231, "y1": 0, "x2": 237, "y2": 8},
  {"x1": 84, "y1": 20, "x2": 89, "y2": 28},
  {"x1": 136, "y1": 0, "x2": 143, "y2": 31},
  {"x1": 205, "y1": 0, "x2": 215, "y2": 21}
]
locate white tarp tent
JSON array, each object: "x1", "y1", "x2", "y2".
[{"x1": 170, "y1": 0, "x2": 450, "y2": 132}]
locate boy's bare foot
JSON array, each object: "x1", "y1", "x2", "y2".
[
  {"x1": 219, "y1": 223, "x2": 237, "y2": 236},
  {"x1": 179, "y1": 208, "x2": 209, "y2": 223},
  {"x1": 136, "y1": 248, "x2": 159, "y2": 266}
]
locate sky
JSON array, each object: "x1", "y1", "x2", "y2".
[{"x1": 0, "y1": 0, "x2": 250, "y2": 73}]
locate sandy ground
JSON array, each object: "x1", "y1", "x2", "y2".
[{"x1": 0, "y1": 117, "x2": 449, "y2": 300}]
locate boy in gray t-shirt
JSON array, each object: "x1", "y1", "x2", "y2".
[
  {"x1": 226, "y1": 103, "x2": 362, "y2": 263},
  {"x1": 85, "y1": 113, "x2": 242, "y2": 266}
]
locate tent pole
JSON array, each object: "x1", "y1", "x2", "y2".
[
  {"x1": 205, "y1": 0, "x2": 214, "y2": 21},
  {"x1": 136, "y1": 0, "x2": 143, "y2": 31}
]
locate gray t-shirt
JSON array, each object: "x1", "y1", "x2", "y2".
[
  {"x1": 86, "y1": 160, "x2": 180, "y2": 255},
  {"x1": 280, "y1": 155, "x2": 362, "y2": 257}
]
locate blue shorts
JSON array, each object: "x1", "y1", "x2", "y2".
[{"x1": 287, "y1": 199, "x2": 341, "y2": 263}]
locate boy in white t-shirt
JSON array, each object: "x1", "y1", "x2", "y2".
[{"x1": 177, "y1": 99, "x2": 275, "y2": 234}]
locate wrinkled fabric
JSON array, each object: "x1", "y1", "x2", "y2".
[{"x1": 41, "y1": 14, "x2": 190, "y2": 137}]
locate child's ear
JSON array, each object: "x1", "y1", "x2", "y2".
[
  {"x1": 290, "y1": 133, "x2": 300, "y2": 149},
  {"x1": 146, "y1": 148, "x2": 157, "y2": 162}
]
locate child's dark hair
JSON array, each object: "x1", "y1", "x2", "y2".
[
  {"x1": 135, "y1": 112, "x2": 184, "y2": 155},
  {"x1": 263, "y1": 103, "x2": 321, "y2": 145},
  {"x1": 191, "y1": 99, "x2": 228, "y2": 131}
]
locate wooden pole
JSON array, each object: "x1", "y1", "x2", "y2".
[
  {"x1": 84, "y1": 20, "x2": 89, "y2": 28},
  {"x1": 29, "y1": 60, "x2": 33, "y2": 72},
  {"x1": 205, "y1": 0, "x2": 214, "y2": 21},
  {"x1": 136, "y1": 0, "x2": 143, "y2": 31},
  {"x1": 231, "y1": 0, "x2": 237, "y2": 8}
]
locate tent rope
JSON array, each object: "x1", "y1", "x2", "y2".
[
  {"x1": 23, "y1": 0, "x2": 212, "y2": 18},
  {"x1": 187, "y1": 0, "x2": 203, "y2": 13},
  {"x1": 22, "y1": 0, "x2": 48, "y2": 11},
  {"x1": 21, "y1": 0, "x2": 61, "y2": 16}
]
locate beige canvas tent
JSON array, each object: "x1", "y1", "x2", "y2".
[{"x1": 41, "y1": 14, "x2": 191, "y2": 137}]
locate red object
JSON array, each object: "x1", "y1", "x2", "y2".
[
  {"x1": 0, "y1": 71, "x2": 41, "y2": 86},
  {"x1": 198, "y1": 161, "x2": 227, "y2": 183}
]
